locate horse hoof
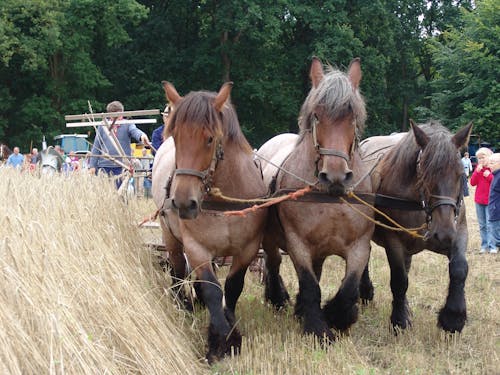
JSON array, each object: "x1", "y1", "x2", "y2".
[
  {"x1": 359, "y1": 284, "x2": 374, "y2": 304},
  {"x1": 207, "y1": 324, "x2": 242, "y2": 364},
  {"x1": 323, "y1": 301, "x2": 359, "y2": 331},
  {"x1": 265, "y1": 274, "x2": 290, "y2": 310},
  {"x1": 391, "y1": 318, "x2": 412, "y2": 335},
  {"x1": 438, "y1": 306, "x2": 466, "y2": 333}
]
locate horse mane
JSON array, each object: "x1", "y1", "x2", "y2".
[
  {"x1": 380, "y1": 120, "x2": 461, "y2": 190},
  {"x1": 298, "y1": 65, "x2": 366, "y2": 141},
  {"x1": 167, "y1": 90, "x2": 252, "y2": 153}
]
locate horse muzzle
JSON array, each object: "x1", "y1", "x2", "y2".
[
  {"x1": 318, "y1": 167, "x2": 353, "y2": 196},
  {"x1": 171, "y1": 196, "x2": 200, "y2": 219}
]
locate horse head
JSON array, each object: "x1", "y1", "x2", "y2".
[
  {"x1": 412, "y1": 120, "x2": 473, "y2": 247},
  {"x1": 40, "y1": 146, "x2": 63, "y2": 175},
  {"x1": 0, "y1": 143, "x2": 12, "y2": 162},
  {"x1": 162, "y1": 81, "x2": 232, "y2": 219},
  {"x1": 300, "y1": 57, "x2": 366, "y2": 195}
]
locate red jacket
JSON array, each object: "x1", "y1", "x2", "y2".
[{"x1": 470, "y1": 166, "x2": 493, "y2": 204}]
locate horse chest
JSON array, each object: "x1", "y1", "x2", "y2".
[
  {"x1": 178, "y1": 213, "x2": 265, "y2": 253},
  {"x1": 279, "y1": 202, "x2": 373, "y2": 251}
]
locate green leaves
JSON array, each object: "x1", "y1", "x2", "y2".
[{"x1": 0, "y1": 0, "x2": 496, "y2": 150}]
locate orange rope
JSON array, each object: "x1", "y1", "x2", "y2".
[
  {"x1": 223, "y1": 186, "x2": 312, "y2": 217},
  {"x1": 138, "y1": 209, "x2": 160, "y2": 227}
]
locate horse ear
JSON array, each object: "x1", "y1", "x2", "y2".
[
  {"x1": 214, "y1": 81, "x2": 234, "y2": 112},
  {"x1": 452, "y1": 122, "x2": 473, "y2": 149},
  {"x1": 410, "y1": 119, "x2": 429, "y2": 149},
  {"x1": 162, "y1": 81, "x2": 182, "y2": 105},
  {"x1": 310, "y1": 56, "x2": 324, "y2": 88},
  {"x1": 348, "y1": 58, "x2": 362, "y2": 89}
]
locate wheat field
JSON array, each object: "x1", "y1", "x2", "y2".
[{"x1": 0, "y1": 168, "x2": 498, "y2": 374}]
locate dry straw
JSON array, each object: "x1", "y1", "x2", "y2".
[
  {"x1": 0, "y1": 168, "x2": 205, "y2": 374},
  {"x1": 1, "y1": 167, "x2": 498, "y2": 374}
]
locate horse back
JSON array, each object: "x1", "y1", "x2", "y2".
[{"x1": 359, "y1": 133, "x2": 406, "y2": 192}]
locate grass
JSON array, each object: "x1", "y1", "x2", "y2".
[{"x1": 0, "y1": 168, "x2": 498, "y2": 374}]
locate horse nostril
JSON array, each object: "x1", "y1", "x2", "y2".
[
  {"x1": 345, "y1": 170, "x2": 353, "y2": 183},
  {"x1": 318, "y1": 172, "x2": 330, "y2": 185},
  {"x1": 171, "y1": 199, "x2": 178, "y2": 210},
  {"x1": 189, "y1": 199, "x2": 198, "y2": 211}
]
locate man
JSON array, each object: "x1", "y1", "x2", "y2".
[
  {"x1": 151, "y1": 104, "x2": 170, "y2": 155},
  {"x1": 461, "y1": 151, "x2": 473, "y2": 197},
  {"x1": 89, "y1": 101, "x2": 150, "y2": 183},
  {"x1": 6, "y1": 147, "x2": 24, "y2": 169}
]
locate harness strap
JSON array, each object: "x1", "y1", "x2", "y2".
[
  {"x1": 374, "y1": 194, "x2": 424, "y2": 211},
  {"x1": 174, "y1": 168, "x2": 208, "y2": 179},
  {"x1": 317, "y1": 148, "x2": 350, "y2": 161}
]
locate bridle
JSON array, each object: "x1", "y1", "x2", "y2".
[
  {"x1": 416, "y1": 150, "x2": 463, "y2": 226},
  {"x1": 310, "y1": 115, "x2": 359, "y2": 175},
  {"x1": 172, "y1": 138, "x2": 224, "y2": 194}
]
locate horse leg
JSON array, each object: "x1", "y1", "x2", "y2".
[
  {"x1": 288, "y1": 241, "x2": 335, "y2": 342},
  {"x1": 359, "y1": 261, "x2": 374, "y2": 305},
  {"x1": 323, "y1": 240, "x2": 370, "y2": 332},
  {"x1": 160, "y1": 221, "x2": 193, "y2": 310},
  {"x1": 192, "y1": 262, "x2": 236, "y2": 364},
  {"x1": 220, "y1": 255, "x2": 258, "y2": 356},
  {"x1": 386, "y1": 246, "x2": 412, "y2": 331},
  {"x1": 438, "y1": 240, "x2": 468, "y2": 333},
  {"x1": 312, "y1": 256, "x2": 326, "y2": 281},
  {"x1": 262, "y1": 225, "x2": 290, "y2": 310}
]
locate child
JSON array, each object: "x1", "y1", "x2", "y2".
[{"x1": 487, "y1": 153, "x2": 500, "y2": 254}]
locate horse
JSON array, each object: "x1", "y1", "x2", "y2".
[
  {"x1": 260, "y1": 57, "x2": 374, "y2": 342},
  {"x1": 0, "y1": 143, "x2": 12, "y2": 164},
  {"x1": 152, "y1": 81, "x2": 288, "y2": 363},
  {"x1": 358, "y1": 120, "x2": 472, "y2": 333},
  {"x1": 39, "y1": 146, "x2": 64, "y2": 175}
]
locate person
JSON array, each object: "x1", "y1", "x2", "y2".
[
  {"x1": 141, "y1": 147, "x2": 153, "y2": 198},
  {"x1": 151, "y1": 104, "x2": 169, "y2": 155},
  {"x1": 68, "y1": 151, "x2": 80, "y2": 171},
  {"x1": 461, "y1": 151, "x2": 473, "y2": 197},
  {"x1": 89, "y1": 100, "x2": 150, "y2": 187},
  {"x1": 30, "y1": 148, "x2": 40, "y2": 164},
  {"x1": 470, "y1": 147, "x2": 495, "y2": 253},
  {"x1": 487, "y1": 153, "x2": 500, "y2": 254},
  {"x1": 6, "y1": 147, "x2": 24, "y2": 169}
]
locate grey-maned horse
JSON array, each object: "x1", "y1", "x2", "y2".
[
  {"x1": 39, "y1": 146, "x2": 64, "y2": 175},
  {"x1": 260, "y1": 57, "x2": 374, "y2": 342}
]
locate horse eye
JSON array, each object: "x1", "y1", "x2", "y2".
[{"x1": 207, "y1": 136, "x2": 214, "y2": 146}]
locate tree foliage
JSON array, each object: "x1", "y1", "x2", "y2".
[
  {"x1": 0, "y1": 0, "x2": 495, "y2": 151},
  {"x1": 431, "y1": 0, "x2": 499, "y2": 145}
]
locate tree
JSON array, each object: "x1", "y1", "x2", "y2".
[
  {"x1": 0, "y1": 0, "x2": 148, "y2": 150},
  {"x1": 431, "y1": 0, "x2": 499, "y2": 144}
]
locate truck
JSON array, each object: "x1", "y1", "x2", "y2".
[{"x1": 53, "y1": 134, "x2": 90, "y2": 155}]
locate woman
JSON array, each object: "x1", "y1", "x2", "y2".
[{"x1": 470, "y1": 147, "x2": 494, "y2": 253}]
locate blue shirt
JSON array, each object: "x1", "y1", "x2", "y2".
[
  {"x1": 6, "y1": 153, "x2": 24, "y2": 168},
  {"x1": 89, "y1": 123, "x2": 145, "y2": 169},
  {"x1": 151, "y1": 124, "x2": 165, "y2": 155},
  {"x1": 488, "y1": 169, "x2": 500, "y2": 221}
]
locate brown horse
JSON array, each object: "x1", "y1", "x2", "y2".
[
  {"x1": 152, "y1": 81, "x2": 287, "y2": 363},
  {"x1": 0, "y1": 143, "x2": 12, "y2": 164},
  {"x1": 359, "y1": 120, "x2": 472, "y2": 333},
  {"x1": 262, "y1": 57, "x2": 374, "y2": 342}
]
